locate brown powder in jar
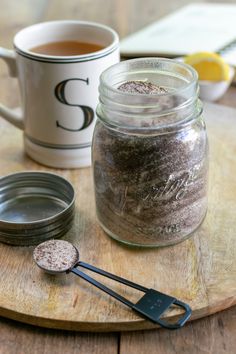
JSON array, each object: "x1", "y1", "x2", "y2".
[
  {"x1": 118, "y1": 81, "x2": 168, "y2": 94},
  {"x1": 93, "y1": 80, "x2": 208, "y2": 246},
  {"x1": 33, "y1": 239, "x2": 78, "y2": 272}
]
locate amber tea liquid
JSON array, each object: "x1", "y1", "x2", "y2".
[{"x1": 30, "y1": 40, "x2": 104, "y2": 56}]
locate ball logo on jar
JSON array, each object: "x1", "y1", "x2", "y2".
[
  {"x1": 95, "y1": 161, "x2": 205, "y2": 216},
  {"x1": 137, "y1": 162, "x2": 204, "y2": 203}
]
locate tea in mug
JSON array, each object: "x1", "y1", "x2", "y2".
[{"x1": 30, "y1": 40, "x2": 104, "y2": 56}]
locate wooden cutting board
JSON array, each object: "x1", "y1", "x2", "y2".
[{"x1": 0, "y1": 102, "x2": 236, "y2": 332}]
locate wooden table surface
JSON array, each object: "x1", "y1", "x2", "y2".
[{"x1": 0, "y1": 0, "x2": 236, "y2": 353}]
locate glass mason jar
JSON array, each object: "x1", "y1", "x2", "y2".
[{"x1": 92, "y1": 58, "x2": 208, "y2": 247}]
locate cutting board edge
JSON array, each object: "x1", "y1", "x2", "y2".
[{"x1": 1, "y1": 295, "x2": 236, "y2": 332}]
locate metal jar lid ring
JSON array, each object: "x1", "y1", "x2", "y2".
[{"x1": 0, "y1": 171, "x2": 75, "y2": 245}]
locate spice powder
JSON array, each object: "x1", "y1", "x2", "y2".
[
  {"x1": 93, "y1": 80, "x2": 208, "y2": 246},
  {"x1": 33, "y1": 239, "x2": 78, "y2": 272}
]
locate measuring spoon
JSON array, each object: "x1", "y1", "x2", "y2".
[{"x1": 33, "y1": 239, "x2": 192, "y2": 330}]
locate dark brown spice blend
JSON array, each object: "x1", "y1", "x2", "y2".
[{"x1": 93, "y1": 81, "x2": 208, "y2": 246}]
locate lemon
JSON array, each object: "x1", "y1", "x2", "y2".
[{"x1": 184, "y1": 52, "x2": 230, "y2": 81}]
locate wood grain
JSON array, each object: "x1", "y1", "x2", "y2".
[
  {"x1": 0, "y1": 102, "x2": 236, "y2": 331},
  {"x1": 120, "y1": 305, "x2": 236, "y2": 354},
  {"x1": 1, "y1": 306, "x2": 236, "y2": 354},
  {"x1": 1, "y1": 0, "x2": 236, "y2": 352},
  {"x1": 0, "y1": 317, "x2": 117, "y2": 354}
]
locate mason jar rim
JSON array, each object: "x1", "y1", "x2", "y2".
[
  {"x1": 97, "y1": 57, "x2": 200, "y2": 132},
  {"x1": 99, "y1": 57, "x2": 198, "y2": 99}
]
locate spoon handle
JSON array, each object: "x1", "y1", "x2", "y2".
[
  {"x1": 70, "y1": 267, "x2": 134, "y2": 307},
  {"x1": 71, "y1": 262, "x2": 192, "y2": 329},
  {"x1": 77, "y1": 261, "x2": 148, "y2": 292}
]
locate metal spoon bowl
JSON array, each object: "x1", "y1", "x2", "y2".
[{"x1": 33, "y1": 239, "x2": 79, "y2": 274}]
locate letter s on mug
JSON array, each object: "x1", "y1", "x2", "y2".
[{"x1": 55, "y1": 78, "x2": 94, "y2": 131}]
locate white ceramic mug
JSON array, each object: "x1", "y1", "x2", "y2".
[{"x1": 0, "y1": 21, "x2": 119, "y2": 168}]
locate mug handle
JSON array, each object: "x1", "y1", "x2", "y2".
[{"x1": 0, "y1": 47, "x2": 24, "y2": 129}]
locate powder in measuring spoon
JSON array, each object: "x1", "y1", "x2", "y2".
[{"x1": 33, "y1": 239, "x2": 78, "y2": 272}]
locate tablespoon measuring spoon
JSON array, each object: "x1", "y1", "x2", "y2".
[{"x1": 33, "y1": 239, "x2": 192, "y2": 329}]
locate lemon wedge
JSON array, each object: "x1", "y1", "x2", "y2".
[{"x1": 184, "y1": 52, "x2": 230, "y2": 81}]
